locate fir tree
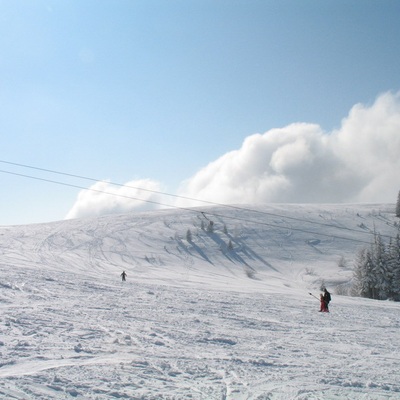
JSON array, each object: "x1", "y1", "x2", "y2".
[
  {"x1": 371, "y1": 233, "x2": 389, "y2": 300},
  {"x1": 352, "y1": 249, "x2": 366, "y2": 297},
  {"x1": 396, "y1": 190, "x2": 400, "y2": 218},
  {"x1": 352, "y1": 230, "x2": 400, "y2": 301},
  {"x1": 388, "y1": 234, "x2": 400, "y2": 300},
  {"x1": 353, "y1": 248, "x2": 375, "y2": 298},
  {"x1": 364, "y1": 249, "x2": 376, "y2": 299}
]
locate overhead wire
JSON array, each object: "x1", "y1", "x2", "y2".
[
  {"x1": 0, "y1": 160, "x2": 396, "y2": 244},
  {"x1": 0, "y1": 160, "x2": 390, "y2": 236},
  {"x1": 0, "y1": 168, "x2": 375, "y2": 245}
]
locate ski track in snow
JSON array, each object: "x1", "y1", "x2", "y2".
[{"x1": 0, "y1": 204, "x2": 399, "y2": 399}]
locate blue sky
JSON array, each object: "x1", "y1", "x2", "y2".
[{"x1": 1, "y1": 1, "x2": 400, "y2": 225}]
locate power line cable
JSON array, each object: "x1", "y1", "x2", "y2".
[
  {"x1": 0, "y1": 167, "x2": 384, "y2": 245},
  {"x1": 0, "y1": 159, "x2": 391, "y2": 240}
]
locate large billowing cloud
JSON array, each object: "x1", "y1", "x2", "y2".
[
  {"x1": 177, "y1": 91, "x2": 400, "y2": 206},
  {"x1": 65, "y1": 179, "x2": 165, "y2": 219},
  {"x1": 67, "y1": 92, "x2": 400, "y2": 219}
]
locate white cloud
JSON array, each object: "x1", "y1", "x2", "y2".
[
  {"x1": 177, "y1": 91, "x2": 400, "y2": 206},
  {"x1": 66, "y1": 92, "x2": 400, "y2": 220},
  {"x1": 65, "y1": 179, "x2": 165, "y2": 220}
]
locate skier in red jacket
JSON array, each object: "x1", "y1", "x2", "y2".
[
  {"x1": 319, "y1": 293, "x2": 328, "y2": 312},
  {"x1": 323, "y1": 288, "x2": 331, "y2": 311}
]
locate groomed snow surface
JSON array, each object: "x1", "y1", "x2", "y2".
[{"x1": 0, "y1": 204, "x2": 399, "y2": 399}]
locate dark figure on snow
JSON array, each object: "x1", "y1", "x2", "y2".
[
  {"x1": 319, "y1": 294, "x2": 328, "y2": 312},
  {"x1": 323, "y1": 288, "x2": 331, "y2": 312},
  {"x1": 121, "y1": 271, "x2": 127, "y2": 282}
]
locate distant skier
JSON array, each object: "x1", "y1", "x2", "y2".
[
  {"x1": 121, "y1": 271, "x2": 127, "y2": 282},
  {"x1": 319, "y1": 294, "x2": 328, "y2": 312},
  {"x1": 323, "y1": 288, "x2": 331, "y2": 312}
]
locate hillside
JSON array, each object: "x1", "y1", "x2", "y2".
[
  {"x1": 1, "y1": 203, "x2": 397, "y2": 291},
  {"x1": 0, "y1": 203, "x2": 399, "y2": 399}
]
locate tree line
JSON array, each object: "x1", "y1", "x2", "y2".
[
  {"x1": 352, "y1": 230, "x2": 400, "y2": 301},
  {"x1": 351, "y1": 191, "x2": 400, "y2": 301}
]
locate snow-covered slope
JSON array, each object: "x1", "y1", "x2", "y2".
[{"x1": 0, "y1": 204, "x2": 399, "y2": 399}]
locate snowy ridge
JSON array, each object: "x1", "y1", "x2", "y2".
[{"x1": 0, "y1": 203, "x2": 399, "y2": 399}]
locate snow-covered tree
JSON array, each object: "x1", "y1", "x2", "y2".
[
  {"x1": 396, "y1": 190, "x2": 400, "y2": 218},
  {"x1": 352, "y1": 249, "x2": 365, "y2": 297},
  {"x1": 364, "y1": 249, "x2": 376, "y2": 299},
  {"x1": 186, "y1": 229, "x2": 193, "y2": 243},
  {"x1": 371, "y1": 233, "x2": 390, "y2": 300},
  {"x1": 352, "y1": 248, "x2": 375, "y2": 298},
  {"x1": 388, "y1": 234, "x2": 400, "y2": 300},
  {"x1": 352, "y1": 230, "x2": 400, "y2": 301}
]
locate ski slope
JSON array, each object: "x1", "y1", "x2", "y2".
[{"x1": 0, "y1": 203, "x2": 399, "y2": 399}]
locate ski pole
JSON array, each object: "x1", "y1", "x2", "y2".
[{"x1": 309, "y1": 292, "x2": 319, "y2": 301}]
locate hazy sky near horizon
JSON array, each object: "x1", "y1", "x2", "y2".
[{"x1": 1, "y1": 1, "x2": 400, "y2": 225}]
